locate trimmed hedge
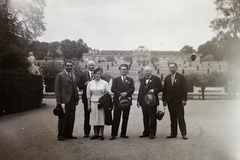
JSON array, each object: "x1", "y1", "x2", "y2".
[{"x1": 0, "y1": 72, "x2": 43, "y2": 116}]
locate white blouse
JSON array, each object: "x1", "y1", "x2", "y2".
[{"x1": 86, "y1": 79, "x2": 111, "y2": 102}]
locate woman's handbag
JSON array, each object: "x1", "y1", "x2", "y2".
[{"x1": 156, "y1": 106, "x2": 165, "y2": 121}]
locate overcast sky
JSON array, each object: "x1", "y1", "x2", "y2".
[{"x1": 37, "y1": 0, "x2": 217, "y2": 51}]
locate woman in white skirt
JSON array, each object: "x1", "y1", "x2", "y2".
[{"x1": 86, "y1": 67, "x2": 111, "y2": 140}]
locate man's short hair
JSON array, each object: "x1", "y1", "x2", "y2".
[
  {"x1": 64, "y1": 60, "x2": 73, "y2": 65},
  {"x1": 168, "y1": 62, "x2": 178, "y2": 69},
  {"x1": 119, "y1": 64, "x2": 129, "y2": 70}
]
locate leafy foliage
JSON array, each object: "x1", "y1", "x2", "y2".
[
  {"x1": 8, "y1": 0, "x2": 46, "y2": 42},
  {"x1": 210, "y1": 0, "x2": 240, "y2": 66},
  {"x1": 0, "y1": 72, "x2": 43, "y2": 115},
  {"x1": 185, "y1": 72, "x2": 227, "y2": 87},
  {"x1": 210, "y1": 0, "x2": 240, "y2": 40},
  {"x1": 180, "y1": 45, "x2": 196, "y2": 54},
  {"x1": 0, "y1": 0, "x2": 46, "y2": 72}
]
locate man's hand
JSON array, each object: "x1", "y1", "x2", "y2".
[
  {"x1": 149, "y1": 89, "x2": 154, "y2": 93},
  {"x1": 137, "y1": 102, "x2": 141, "y2": 108},
  {"x1": 163, "y1": 101, "x2": 167, "y2": 106},
  {"x1": 120, "y1": 92, "x2": 127, "y2": 97},
  {"x1": 88, "y1": 105, "x2": 91, "y2": 112},
  {"x1": 85, "y1": 81, "x2": 90, "y2": 86},
  {"x1": 182, "y1": 100, "x2": 186, "y2": 106}
]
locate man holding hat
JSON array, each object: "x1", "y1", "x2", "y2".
[
  {"x1": 137, "y1": 66, "x2": 162, "y2": 139},
  {"x1": 110, "y1": 64, "x2": 135, "y2": 140},
  {"x1": 55, "y1": 60, "x2": 79, "y2": 141}
]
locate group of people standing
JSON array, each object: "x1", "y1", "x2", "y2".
[{"x1": 54, "y1": 60, "x2": 188, "y2": 141}]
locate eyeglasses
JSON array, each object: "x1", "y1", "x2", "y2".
[{"x1": 66, "y1": 65, "x2": 73, "y2": 67}]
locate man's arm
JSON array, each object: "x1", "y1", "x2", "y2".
[
  {"x1": 78, "y1": 73, "x2": 87, "y2": 90},
  {"x1": 111, "y1": 78, "x2": 121, "y2": 97},
  {"x1": 54, "y1": 73, "x2": 62, "y2": 104},
  {"x1": 152, "y1": 76, "x2": 163, "y2": 94}
]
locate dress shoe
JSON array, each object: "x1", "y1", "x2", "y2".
[
  {"x1": 99, "y1": 136, "x2": 105, "y2": 140},
  {"x1": 90, "y1": 135, "x2": 99, "y2": 140},
  {"x1": 166, "y1": 135, "x2": 177, "y2": 139},
  {"x1": 139, "y1": 135, "x2": 149, "y2": 138},
  {"x1": 65, "y1": 135, "x2": 77, "y2": 139},
  {"x1": 58, "y1": 137, "x2": 65, "y2": 141},
  {"x1": 109, "y1": 136, "x2": 116, "y2": 140},
  {"x1": 149, "y1": 135, "x2": 155, "y2": 139},
  {"x1": 83, "y1": 135, "x2": 89, "y2": 138},
  {"x1": 182, "y1": 135, "x2": 188, "y2": 140},
  {"x1": 120, "y1": 135, "x2": 129, "y2": 138}
]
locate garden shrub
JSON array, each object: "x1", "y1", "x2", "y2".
[{"x1": 0, "y1": 72, "x2": 43, "y2": 116}]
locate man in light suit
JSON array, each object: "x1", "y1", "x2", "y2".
[
  {"x1": 137, "y1": 66, "x2": 163, "y2": 139},
  {"x1": 110, "y1": 64, "x2": 135, "y2": 140},
  {"x1": 162, "y1": 62, "x2": 188, "y2": 140},
  {"x1": 55, "y1": 60, "x2": 79, "y2": 141},
  {"x1": 78, "y1": 60, "x2": 95, "y2": 138}
]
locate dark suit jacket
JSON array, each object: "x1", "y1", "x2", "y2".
[
  {"x1": 111, "y1": 76, "x2": 135, "y2": 106},
  {"x1": 98, "y1": 93, "x2": 113, "y2": 125},
  {"x1": 55, "y1": 71, "x2": 79, "y2": 104},
  {"x1": 137, "y1": 75, "x2": 163, "y2": 106},
  {"x1": 162, "y1": 72, "x2": 188, "y2": 103},
  {"x1": 78, "y1": 71, "x2": 91, "y2": 104}
]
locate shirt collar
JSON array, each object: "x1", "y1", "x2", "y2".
[
  {"x1": 121, "y1": 75, "x2": 126, "y2": 80},
  {"x1": 146, "y1": 75, "x2": 152, "y2": 79},
  {"x1": 171, "y1": 72, "x2": 176, "y2": 77},
  {"x1": 64, "y1": 70, "x2": 70, "y2": 75}
]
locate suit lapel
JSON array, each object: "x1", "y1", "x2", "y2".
[
  {"x1": 86, "y1": 71, "x2": 90, "y2": 81},
  {"x1": 172, "y1": 72, "x2": 178, "y2": 87},
  {"x1": 120, "y1": 76, "x2": 128, "y2": 91},
  {"x1": 63, "y1": 71, "x2": 72, "y2": 83}
]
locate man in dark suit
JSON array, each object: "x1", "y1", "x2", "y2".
[
  {"x1": 162, "y1": 62, "x2": 188, "y2": 140},
  {"x1": 137, "y1": 66, "x2": 163, "y2": 139},
  {"x1": 78, "y1": 60, "x2": 95, "y2": 138},
  {"x1": 55, "y1": 60, "x2": 79, "y2": 141},
  {"x1": 110, "y1": 64, "x2": 135, "y2": 140}
]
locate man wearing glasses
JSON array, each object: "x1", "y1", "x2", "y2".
[{"x1": 55, "y1": 60, "x2": 79, "y2": 141}]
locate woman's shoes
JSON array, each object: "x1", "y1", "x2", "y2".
[{"x1": 90, "y1": 135, "x2": 99, "y2": 140}]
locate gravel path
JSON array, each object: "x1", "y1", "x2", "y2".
[{"x1": 0, "y1": 99, "x2": 240, "y2": 160}]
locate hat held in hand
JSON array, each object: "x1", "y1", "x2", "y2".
[
  {"x1": 119, "y1": 97, "x2": 131, "y2": 110},
  {"x1": 53, "y1": 104, "x2": 64, "y2": 116},
  {"x1": 145, "y1": 93, "x2": 156, "y2": 106}
]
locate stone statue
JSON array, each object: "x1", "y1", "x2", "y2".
[{"x1": 27, "y1": 52, "x2": 40, "y2": 75}]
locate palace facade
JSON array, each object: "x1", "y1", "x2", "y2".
[{"x1": 82, "y1": 46, "x2": 201, "y2": 63}]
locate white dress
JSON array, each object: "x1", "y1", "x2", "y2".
[{"x1": 86, "y1": 79, "x2": 111, "y2": 126}]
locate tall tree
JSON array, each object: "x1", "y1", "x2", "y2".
[
  {"x1": 210, "y1": 0, "x2": 240, "y2": 40},
  {"x1": 180, "y1": 45, "x2": 196, "y2": 54},
  {"x1": 8, "y1": 0, "x2": 46, "y2": 42},
  {"x1": 0, "y1": 0, "x2": 46, "y2": 72},
  {"x1": 210, "y1": 0, "x2": 240, "y2": 64},
  {"x1": 197, "y1": 38, "x2": 223, "y2": 60}
]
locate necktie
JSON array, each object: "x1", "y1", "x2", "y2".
[
  {"x1": 171, "y1": 75, "x2": 174, "y2": 85},
  {"x1": 123, "y1": 76, "x2": 126, "y2": 84},
  {"x1": 91, "y1": 72, "x2": 94, "y2": 80}
]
